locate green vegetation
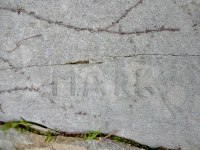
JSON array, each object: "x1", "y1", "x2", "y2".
[
  {"x1": 81, "y1": 129, "x2": 172, "y2": 150},
  {"x1": 81, "y1": 128, "x2": 101, "y2": 140},
  {"x1": 2, "y1": 118, "x2": 32, "y2": 132},
  {"x1": 1, "y1": 121, "x2": 175, "y2": 149},
  {"x1": 1, "y1": 119, "x2": 56, "y2": 143},
  {"x1": 44, "y1": 131, "x2": 56, "y2": 142}
]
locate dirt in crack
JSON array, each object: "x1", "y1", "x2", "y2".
[
  {"x1": 0, "y1": 121, "x2": 182, "y2": 150},
  {"x1": 66, "y1": 60, "x2": 89, "y2": 65}
]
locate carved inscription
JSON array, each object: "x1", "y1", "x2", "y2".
[
  {"x1": 115, "y1": 71, "x2": 133, "y2": 97},
  {"x1": 52, "y1": 70, "x2": 76, "y2": 96},
  {"x1": 83, "y1": 72, "x2": 106, "y2": 97},
  {"x1": 0, "y1": 104, "x2": 5, "y2": 113},
  {"x1": 135, "y1": 69, "x2": 155, "y2": 97},
  {"x1": 52, "y1": 66, "x2": 156, "y2": 98}
]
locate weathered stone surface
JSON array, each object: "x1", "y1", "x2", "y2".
[
  {"x1": 0, "y1": 0, "x2": 199, "y2": 149},
  {"x1": 0, "y1": 127, "x2": 142, "y2": 150}
]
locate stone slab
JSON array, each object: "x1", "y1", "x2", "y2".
[
  {"x1": 0, "y1": 0, "x2": 200, "y2": 149},
  {"x1": 0, "y1": 127, "x2": 143, "y2": 150}
]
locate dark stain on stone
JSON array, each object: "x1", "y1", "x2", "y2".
[
  {"x1": 75, "y1": 112, "x2": 87, "y2": 115},
  {"x1": 29, "y1": 12, "x2": 35, "y2": 15},
  {"x1": 129, "y1": 38, "x2": 134, "y2": 43},
  {"x1": 47, "y1": 19, "x2": 54, "y2": 24},
  {"x1": 42, "y1": 82, "x2": 54, "y2": 87},
  {"x1": 188, "y1": 11, "x2": 192, "y2": 16},
  {"x1": 55, "y1": 21, "x2": 63, "y2": 25},
  {"x1": 192, "y1": 24, "x2": 197, "y2": 27},
  {"x1": 50, "y1": 99, "x2": 55, "y2": 104},
  {"x1": 66, "y1": 60, "x2": 89, "y2": 65},
  {"x1": 124, "y1": 55, "x2": 132, "y2": 57},
  {"x1": 0, "y1": 57, "x2": 15, "y2": 68},
  {"x1": 93, "y1": 114, "x2": 101, "y2": 118},
  {"x1": 96, "y1": 62, "x2": 103, "y2": 64}
]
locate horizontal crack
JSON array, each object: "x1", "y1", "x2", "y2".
[
  {"x1": 99, "y1": 27, "x2": 180, "y2": 35},
  {"x1": 0, "y1": 86, "x2": 41, "y2": 94},
  {"x1": 0, "y1": 6, "x2": 180, "y2": 35},
  {"x1": 66, "y1": 60, "x2": 89, "y2": 65},
  {"x1": 115, "y1": 54, "x2": 200, "y2": 57},
  {"x1": 0, "y1": 60, "x2": 102, "y2": 71},
  {"x1": 0, "y1": 54, "x2": 199, "y2": 71}
]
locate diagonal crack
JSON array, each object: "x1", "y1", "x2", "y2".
[
  {"x1": 0, "y1": 4, "x2": 180, "y2": 35},
  {"x1": 104, "y1": 0, "x2": 143, "y2": 29},
  {"x1": 0, "y1": 56, "x2": 15, "y2": 68}
]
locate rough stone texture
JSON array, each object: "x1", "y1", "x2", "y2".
[
  {"x1": 0, "y1": 0, "x2": 199, "y2": 149},
  {"x1": 0, "y1": 127, "x2": 142, "y2": 150},
  {"x1": 72, "y1": 140, "x2": 144, "y2": 150}
]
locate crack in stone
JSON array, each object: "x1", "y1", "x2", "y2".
[
  {"x1": 0, "y1": 56, "x2": 20, "y2": 72},
  {"x1": 0, "y1": 86, "x2": 41, "y2": 94},
  {"x1": 0, "y1": 61, "x2": 101, "y2": 71},
  {"x1": 0, "y1": 56, "x2": 16, "y2": 68},
  {"x1": 108, "y1": 54, "x2": 200, "y2": 57},
  {"x1": 0, "y1": 4, "x2": 180, "y2": 35},
  {"x1": 0, "y1": 53, "x2": 199, "y2": 71},
  {"x1": 65, "y1": 60, "x2": 89, "y2": 65},
  {"x1": 104, "y1": 0, "x2": 143, "y2": 29},
  {"x1": 6, "y1": 34, "x2": 42, "y2": 53}
]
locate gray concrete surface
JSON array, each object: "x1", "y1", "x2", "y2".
[{"x1": 0, "y1": 0, "x2": 199, "y2": 149}]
